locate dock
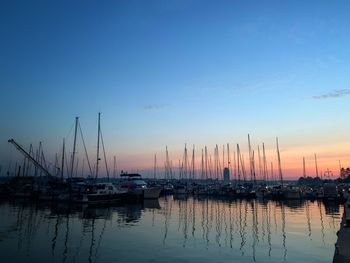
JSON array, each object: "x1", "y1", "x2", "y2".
[{"x1": 333, "y1": 200, "x2": 350, "y2": 263}]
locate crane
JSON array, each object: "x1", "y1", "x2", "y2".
[{"x1": 8, "y1": 138, "x2": 53, "y2": 177}]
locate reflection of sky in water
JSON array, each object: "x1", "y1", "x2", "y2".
[{"x1": 0, "y1": 198, "x2": 343, "y2": 263}]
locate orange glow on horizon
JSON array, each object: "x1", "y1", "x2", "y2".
[{"x1": 104, "y1": 141, "x2": 350, "y2": 180}]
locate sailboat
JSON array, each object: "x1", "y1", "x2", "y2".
[
  {"x1": 72, "y1": 113, "x2": 127, "y2": 204},
  {"x1": 271, "y1": 137, "x2": 285, "y2": 199},
  {"x1": 280, "y1": 141, "x2": 300, "y2": 200},
  {"x1": 119, "y1": 173, "x2": 162, "y2": 199}
]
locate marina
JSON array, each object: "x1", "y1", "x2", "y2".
[
  {"x1": 0, "y1": 197, "x2": 343, "y2": 263},
  {"x1": 1, "y1": 113, "x2": 350, "y2": 263},
  {"x1": 1, "y1": 1, "x2": 350, "y2": 262}
]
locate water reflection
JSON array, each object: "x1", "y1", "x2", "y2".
[
  {"x1": 318, "y1": 202, "x2": 325, "y2": 244},
  {"x1": 160, "y1": 197, "x2": 342, "y2": 262},
  {"x1": 0, "y1": 199, "x2": 160, "y2": 263},
  {"x1": 0, "y1": 198, "x2": 343, "y2": 263},
  {"x1": 280, "y1": 202, "x2": 287, "y2": 261}
]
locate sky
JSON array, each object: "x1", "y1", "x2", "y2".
[{"x1": 1, "y1": 0, "x2": 350, "y2": 179}]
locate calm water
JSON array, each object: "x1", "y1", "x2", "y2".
[{"x1": 0, "y1": 197, "x2": 343, "y2": 263}]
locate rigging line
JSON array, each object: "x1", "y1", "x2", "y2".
[
  {"x1": 100, "y1": 129, "x2": 110, "y2": 180},
  {"x1": 78, "y1": 122, "x2": 93, "y2": 177},
  {"x1": 65, "y1": 120, "x2": 75, "y2": 142},
  {"x1": 94, "y1": 215, "x2": 108, "y2": 263}
]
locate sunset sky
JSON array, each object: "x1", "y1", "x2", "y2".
[{"x1": 1, "y1": 0, "x2": 350, "y2": 179}]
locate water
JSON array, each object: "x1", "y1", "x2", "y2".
[{"x1": 0, "y1": 197, "x2": 343, "y2": 263}]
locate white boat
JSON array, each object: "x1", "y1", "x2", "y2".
[{"x1": 119, "y1": 173, "x2": 161, "y2": 199}]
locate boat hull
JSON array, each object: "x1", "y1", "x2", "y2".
[
  {"x1": 284, "y1": 191, "x2": 301, "y2": 199},
  {"x1": 143, "y1": 187, "x2": 161, "y2": 199},
  {"x1": 87, "y1": 193, "x2": 127, "y2": 204}
]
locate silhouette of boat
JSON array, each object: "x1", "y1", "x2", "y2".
[{"x1": 119, "y1": 173, "x2": 161, "y2": 199}]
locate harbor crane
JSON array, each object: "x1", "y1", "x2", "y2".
[{"x1": 8, "y1": 138, "x2": 53, "y2": 177}]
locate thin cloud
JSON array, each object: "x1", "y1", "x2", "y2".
[
  {"x1": 312, "y1": 89, "x2": 350, "y2": 99},
  {"x1": 196, "y1": 76, "x2": 293, "y2": 95},
  {"x1": 143, "y1": 104, "x2": 164, "y2": 111},
  {"x1": 239, "y1": 78, "x2": 292, "y2": 93}
]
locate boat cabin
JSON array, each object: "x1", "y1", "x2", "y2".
[{"x1": 119, "y1": 173, "x2": 147, "y2": 189}]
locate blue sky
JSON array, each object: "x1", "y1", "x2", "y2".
[{"x1": 1, "y1": 0, "x2": 350, "y2": 178}]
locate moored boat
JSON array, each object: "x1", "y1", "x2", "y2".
[
  {"x1": 283, "y1": 186, "x2": 301, "y2": 199},
  {"x1": 85, "y1": 183, "x2": 128, "y2": 204},
  {"x1": 119, "y1": 173, "x2": 161, "y2": 200}
]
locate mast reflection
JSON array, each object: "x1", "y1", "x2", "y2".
[{"x1": 0, "y1": 197, "x2": 344, "y2": 263}]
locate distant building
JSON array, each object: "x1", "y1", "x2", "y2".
[{"x1": 223, "y1": 168, "x2": 230, "y2": 182}]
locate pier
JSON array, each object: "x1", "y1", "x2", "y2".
[{"x1": 333, "y1": 199, "x2": 350, "y2": 263}]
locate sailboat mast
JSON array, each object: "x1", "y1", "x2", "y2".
[
  {"x1": 303, "y1": 157, "x2": 306, "y2": 178},
  {"x1": 227, "y1": 143, "x2": 230, "y2": 168},
  {"x1": 26, "y1": 144, "x2": 33, "y2": 176},
  {"x1": 113, "y1": 155, "x2": 116, "y2": 179},
  {"x1": 241, "y1": 153, "x2": 246, "y2": 182},
  {"x1": 71, "y1": 117, "x2": 78, "y2": 178},
  {"x1": 262, "y1": 143, "x2": 268, "y2": 183},
  {"x1": 209, "y1": 155, "x2": 213, "y2": 179},
  {"x1": 39, "y1": 142, "x2": 43, "y2": 177},
  {"x1": 314, "y1": 153, "x2": 319, "y2": 177},
  {"x1": 165, "y1": 146, "x2": 169, "y2": 180},
  {"x1": 223, "y1": 144, "x2": 225, "y2": 168},
  {"x1": 192, "y1": 145, "x2": 195, "y2": 180},
  {"x1": 54, "y1": 153, "x2": 59, "y2": 176},
  {"x1": 169, "y1": 160, "x2": 173, "y2": 179},
  {"x1": 248, "y1": 134, "x2": 255, "y2": 184},
  {"x1": 22, "y1": 154, "x2": 27, "y2": 177},
  {"x1": 237, "y1": 144, "x2": 241, "y2": 184},
  {"x1": 258, "y1": 146, "x2": 262, "y2": 182},
  {"x1": 252, "y1": 150, "x2": 256, "y2": 184},
  {"x1": 276, "y1": 137, "x2": 283, "y2": 186},
  {"x1": 184, "y1": 144, "x2": 187, "y2": 180},
  {"x1": 205, "y1": 146, "x2": 208, "y2": 181},
  {"x1": 61, "y1": 138, "x2": 65, "y2": 180},
  {"x1": 215, "y1": 144, "x2": 218, "y2": 179},
  {"x1": 233, "y1": 150, "x2": 236, "y2": 182},
  {"x1": 154, "y1": 154, "x2": 157, "y2": 179},
  {"x1": 201, "y1": 149, "x2": 204, "y2": 180},
  {"x1": 95, "y1": 112, "x2": 101, "y2": 179}
]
